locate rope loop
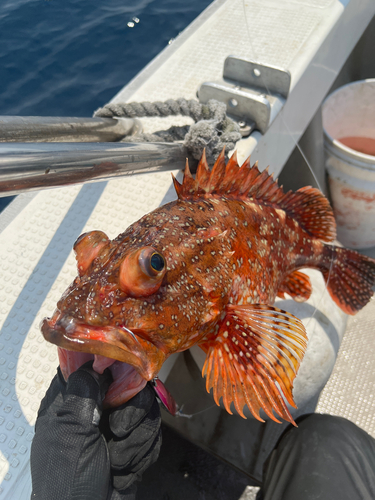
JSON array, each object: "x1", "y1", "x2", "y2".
[{"x1": 94, "y1": 98, "x2": 242, "y2": 165}]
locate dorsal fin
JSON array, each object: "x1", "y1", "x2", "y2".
[
  {"x1": 278, "y1": 187, "x2": 336, "y2": 242},
  {"x1": 172, "y1": 149, "x2": 336, "y2": 242}
]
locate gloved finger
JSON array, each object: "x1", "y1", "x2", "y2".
[
  {"x1": 109, "y1": 483, "x2": 137, "y2": 500},
  {"x1": 108, "y1": 395, "x2": 161, "y2": 491},
  {"x1": 35, "y1": 369, "x2": 66, "y2": 421},
  {"x1": 65, "y1": 360, "x2": 113, "y2": 407},
  {"x1": 108, "y1": 384, "x2": 157, "y2": 438},
  {"x1": 112, "y1": 428, "x2": 161, "y2": 492},
  {"x1": 109, "y1": 395, "x2": 161, "y2": 467}
]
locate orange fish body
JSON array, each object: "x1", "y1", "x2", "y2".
[{"x1": 42, "y1": 150, "x2": 375, "y2": 424}]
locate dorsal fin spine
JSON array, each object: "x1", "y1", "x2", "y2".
[
  {"x1": 207, "y1": 147, "x2": 226, "y2": 192},
  {"x1": 196, "y1": 149, "x2": 210, "y2": 189},
  {"x1": 218, "y1": 152, "x2": 240, "y2": 192},
  {"x1": 239, "y1": 161, "x2": 259, "y2": 195},
  {"x1": 171, "y1": 175, "x2": 182, "y2": 198}
]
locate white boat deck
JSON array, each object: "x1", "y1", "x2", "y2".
[{"x1": 0, "y1": 0, "x2": 375, "y2": 498}]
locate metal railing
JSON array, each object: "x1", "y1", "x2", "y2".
[{"x1": 0, "y1": 116, "x2": 192, "y2": 197}]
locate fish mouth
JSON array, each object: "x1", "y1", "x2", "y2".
[{"x1": 41, "y1": 313, "x2": 165, "y2": 408}]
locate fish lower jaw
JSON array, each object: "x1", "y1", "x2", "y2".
[{"x1": 58, "y1": 348, "x2": 147, "y2": 408}]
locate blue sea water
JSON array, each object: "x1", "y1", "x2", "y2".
[
  {"x1": 0, "y1": 0, "x2": 212, "y2": 211},
  {"x1": 0, "y1": 0, "x2": 212, "y2": 117}
]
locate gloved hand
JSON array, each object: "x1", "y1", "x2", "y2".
[{"x1": 30, "y1": 362, "x2": 161, "y2": 500}]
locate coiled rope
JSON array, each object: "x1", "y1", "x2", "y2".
[{"x1": 94, "y1": 98, "x2": 242, "y2": 166}]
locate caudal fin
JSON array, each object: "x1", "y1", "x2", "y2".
[{"x1": 321, "y1": 245, "x2": 375, "y2": 315}]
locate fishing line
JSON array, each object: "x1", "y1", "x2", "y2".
[
  {"x1": 241, "y1": 0, "x2": 335, "y2": 329},
  {"x1": 175, "y1": 403, "x2": 218, "y2": 418},
  {"x1": 121, "y1": 325, "x2": 140, "y2": 343},
  {"x1": 303, "y1": 251, "x2": 335, "y2": 329}
]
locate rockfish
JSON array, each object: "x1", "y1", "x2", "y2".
[{"x1": 41, "y1": 150, "x2": 375, "y2": 424}]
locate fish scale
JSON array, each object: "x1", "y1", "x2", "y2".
[{"x1": 41, "y1": 149, "x2": 375, "y2": 424}]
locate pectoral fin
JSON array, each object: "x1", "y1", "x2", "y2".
[{"x1": 199, "y1": 304, "x2": 307, "y2": 425}]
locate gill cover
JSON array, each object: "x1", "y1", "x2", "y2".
[{"x1": 119, "y1": 246, "x2": 166, "y2": 297}]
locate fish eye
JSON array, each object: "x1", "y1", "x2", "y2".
[
  {"x1": 150, "y1": 253, "x2": 165, "y2": 272},
  {"x1": 141, "y1": 249, "x2": 166, "y2": 278},
  {"x1": 119, "y1": 246, "x2": 167, "y2": 297}
]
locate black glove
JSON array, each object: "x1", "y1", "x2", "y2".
[{"x1": 30, "y1": 362, "x2": 161, "y2": 500}]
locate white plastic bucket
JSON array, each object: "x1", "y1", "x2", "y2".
[{"x1": 323, "y1": 79, "x2": 375, "y2": 249}]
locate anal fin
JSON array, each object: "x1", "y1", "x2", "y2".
[
  {"x1": 199, "y1": 304, "x2": 307, "y2": 425},
  {"x1": 277, "y1": 271, "x2": 312, "y2": 302}
]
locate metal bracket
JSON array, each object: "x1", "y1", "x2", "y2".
[{"x1": 198, "y1": 56, "x2": 291, "y2": 135}]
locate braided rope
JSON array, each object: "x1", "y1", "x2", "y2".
[
  {"x1": 94, "y1": 98, "x2": 242, "y2": 165},
  {"x1": 94, "y1": 98, "x2": 205, "y2": 121}
]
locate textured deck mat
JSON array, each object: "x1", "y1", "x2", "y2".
[{"x1": 317, "y1": 295, "x2": 375, "y2": 438}]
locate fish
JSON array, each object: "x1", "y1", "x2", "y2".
[{"x1": 41, "y1": 149, "x2": 375, "y2": 424}]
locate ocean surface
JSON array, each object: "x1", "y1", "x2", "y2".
[{"x1": 0, "y1": 0, "x2": 212, "y2": 117}]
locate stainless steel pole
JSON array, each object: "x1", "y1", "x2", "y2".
[
  {"x1": 0, "y1": 142, "x2": 192, "y2": 197},
  {"x1": 0, "y1": 116, "x2": 141, "y2": 143}
]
